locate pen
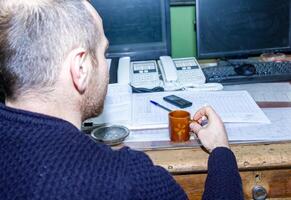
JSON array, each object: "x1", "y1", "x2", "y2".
[
  {"x1": 150, "y1": 100, "x2": 208, "y2": 126},
  {"x1": 150, "y1": 100, "x2": 172, "y2": 112}
]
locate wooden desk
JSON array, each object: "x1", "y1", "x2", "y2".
[
  {"x1": 144, "y1": 99, "x2": 291, "y2": 199},
  {"x1": 145, "y1": 142, "x2": 291, "y2": 199},
  {"x1": 120, "y1": 83, "x2": 291, "y2": 199}
]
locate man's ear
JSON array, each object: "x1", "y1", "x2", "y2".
[{"x1": 69, "y1": 48, "x2": 90, "y2": 94}]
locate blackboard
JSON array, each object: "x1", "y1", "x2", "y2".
[{"x1": 170, "y1": 0, "x2": 195, "y2": 6}]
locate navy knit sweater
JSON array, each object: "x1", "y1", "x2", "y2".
[{"x1": 0, "y1": 103, "x2": 243, "y2": 200}]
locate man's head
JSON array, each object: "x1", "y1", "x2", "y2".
[{"x1": 0, "y1": 0, "x2": 109, "y2": 121}]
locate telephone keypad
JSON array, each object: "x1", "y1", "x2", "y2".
[
  {"x1": 173, "y1": 58, "x2": 206, "y2": 85},
  {"x1": 131, "y1": 61, "x2": 160, "y2": 88}
]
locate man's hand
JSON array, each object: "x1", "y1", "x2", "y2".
[{"x1": 190, "y1": 106, "x2": 229, "y2": 152}]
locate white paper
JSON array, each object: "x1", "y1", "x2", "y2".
[
  {"x1": 226, "y1": 108, "x2": 291, "y2": 141},
  {"x1": 86, "y1": 88, "x2": 270, "y2": 130},
  {"x1": 125, "y1": 108, "x2": 291, "y2": 143},
  {"x1": 224, "y1": 82, "x2": 291, "y2": 102},
  {"x1": 131, "y1": 90, "x2": 270, "y2": 129}
]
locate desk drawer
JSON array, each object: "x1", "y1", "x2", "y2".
[{"x1": 174, "y1": 169, "x2": 291, "y2": 200}]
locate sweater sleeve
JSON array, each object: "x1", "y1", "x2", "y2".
[
  {"x1": 124, "y1": 148, "x2": 188, "y2": 200},
  {"x1": 202, "y1": 147, "x2": 244, "y2": 200}
]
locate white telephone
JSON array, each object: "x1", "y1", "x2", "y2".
[
  {"x1": 117, "y1": 56, "x2": 223, "y2": 91},
  {"x1": 117, "y1": 57, "x2": 160, "y2": 89},
  {"x1": 129, "y1": 60, "x2": 160, "y2": 89},
  {"x1": 159, "y1": 56, "x2": 209, "y2": 90}
]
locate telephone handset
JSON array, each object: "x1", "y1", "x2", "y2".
[
  {"x1": 158, "y1": 56, "x2": 208, "y2": 90},
  {"x1": 117, "y1": 56, "x2": 223, "y2": 91},
  {"x1": 159, "y1": 56, "x2": 178, "y2": 82}
]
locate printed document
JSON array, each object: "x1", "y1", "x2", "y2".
[
  {"x1": 131, "y1": 90, "x2": 270, "y2": 129},
  {"x1": 86, "y1": 89, "x2": 270, "y2": 129},
  {"x1": 224, "y1": 82, "x2": 291, "y2": 102},
  {"x1": 226, "y1": 108, "x2": 291, "y2": 141},
  {"x1": 125, "y1": 108, "x2": 291, "y2": 145}
]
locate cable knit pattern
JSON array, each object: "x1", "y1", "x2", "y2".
[{"x1": 0, "y1": 103, "x2": 243, "y2": 199}]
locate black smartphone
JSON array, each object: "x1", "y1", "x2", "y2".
[{"x1": 163, "y1": 95, "x2": 192, "y2": 108}]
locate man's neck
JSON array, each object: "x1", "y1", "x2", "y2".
[{"x1": 6, "y1": 95, "x2": 82, "y2": 129}]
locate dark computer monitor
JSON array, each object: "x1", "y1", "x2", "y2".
[
  {"x1": 91, "y1": 0, "x2": 171, "y2": 61},
  {"x1": 196, "y1": 0, "x2": 291, "y2": 59}
]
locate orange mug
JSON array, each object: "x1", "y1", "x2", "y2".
[{"x1": 169, "y1": 110, "x2": 194, "y2": 142}]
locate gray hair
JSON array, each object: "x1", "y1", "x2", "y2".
[{"x1": 0, "y1": 0, "x2": 99, "y2": 100}]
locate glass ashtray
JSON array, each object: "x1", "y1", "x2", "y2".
[{"x1": 91, "y1": 125, "x2": 130, "y2": 146}]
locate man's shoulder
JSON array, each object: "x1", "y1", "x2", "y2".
[{"x1": 118, "y1": 147, "x2": 152, "y2": 164}]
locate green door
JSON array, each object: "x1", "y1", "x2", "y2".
[{"x1": 170, "y1": 6, "x2": 197, "y2": 58}]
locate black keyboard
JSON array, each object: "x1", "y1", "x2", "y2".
[{"x1": 202, "y1": 60, "x2": 291, "y2": 85}]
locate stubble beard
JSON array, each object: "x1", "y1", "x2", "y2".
[{"x1": 81, "y1": 71, "x2": 108, "y2": 121}]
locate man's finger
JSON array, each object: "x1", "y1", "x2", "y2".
[
  {"x1": 189, "y1": 122, "x2": 202, "y2": 134},
  {"x1": 194, "y1": 106, "x2": 218, "y2": 122}
]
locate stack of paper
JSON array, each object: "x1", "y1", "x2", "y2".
[
  {"x1": 224, "y1": 82, "x2": 291, "y2": 102},
  {"x1": 86, "y1": 86, "x2": 270, "y2": 130},
  {"x1": 124, "y1": 108, "x2": 291, "y2": 148},
  {"x1": 130, "y1": 90, "x2": 270, "y2": 130}
]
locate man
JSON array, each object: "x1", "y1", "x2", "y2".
[{"x1": 0, "y1": 0, "x2": 243, "y2": 199}]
